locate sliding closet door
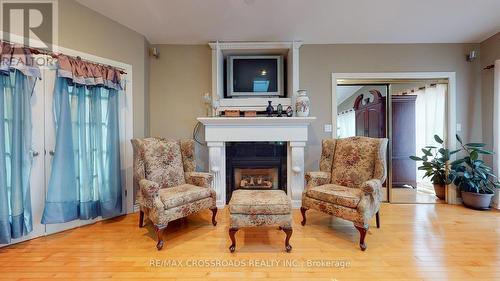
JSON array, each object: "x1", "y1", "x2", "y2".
[
  {"x1": 389, "y1": 82, "x2": 448, "y2": 203},
  {"x1": 335, "y1": 84, "x2": 389, "y2": 201}
]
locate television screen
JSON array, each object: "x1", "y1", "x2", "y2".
[{"x1": 232, "y1": 58, "x2": 279, "y2": 94}]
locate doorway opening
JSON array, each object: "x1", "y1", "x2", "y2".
[{"x1": 332, "y1": 73, "x2": 457, "y2": 204}]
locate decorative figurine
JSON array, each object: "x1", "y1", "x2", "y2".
[
  {"x1": 277, "y1": 103, "x2": 283, "y2": 117},
  {"x1": 286, "y1": 105, "x2": 293, "y2": 117},
  {"x1": 266, "y1": 100, "x2": 274, "y2": 117}
]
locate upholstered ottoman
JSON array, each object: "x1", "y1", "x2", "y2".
[{"x1": 228, "y1": 190, "x2": 293, "y2": 252}]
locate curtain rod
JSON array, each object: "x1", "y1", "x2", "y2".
[
  {"x1": 0, "y1": 39, "x2": 127, "y2": 74},
  {"x1": 483, "y1": 64, "x2": 495, "y2": 70}
]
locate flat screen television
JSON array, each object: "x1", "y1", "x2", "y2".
[{"x1": 226, "y1": 55, "x2": 284, "y2": 97}]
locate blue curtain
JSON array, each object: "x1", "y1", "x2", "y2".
[
  {"x1": 41, "y1": 78, "x2": 122, "y2": 224},
  {"x1": 0, "y1": 70, "x2": 35, "y2": 244}
]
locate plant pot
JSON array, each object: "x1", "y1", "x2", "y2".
[
  {"x1": 461, "y1": 191, "x2": 494, "y2": 210},
  {"x1": 433, "y1": 184, "x2": 446, "y2": 200}
]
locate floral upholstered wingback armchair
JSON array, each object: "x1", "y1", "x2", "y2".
[
  {"x1": 131, "y1": 138, "x2": 217, "y2": 250},
  {"x1": 301, "y1": 136, "x2": 388, "y2": 251}
]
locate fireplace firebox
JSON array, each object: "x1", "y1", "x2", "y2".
[{"x1": 226, "y1": 142, "x2": 287, "y2": 202}]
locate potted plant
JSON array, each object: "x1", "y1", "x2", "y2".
[
  {"x1": 410, "y1": 135, "x2": 453, "y2": 200},
  {"x1": 449, "y1": 135, "x2": 500, "y2": 210}
]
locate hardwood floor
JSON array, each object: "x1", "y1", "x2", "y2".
[{"x1": 1, "y1": 204, "x2": 499, "y2": 280}]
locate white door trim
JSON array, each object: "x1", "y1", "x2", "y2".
[
  {"x1": 331, "y1": 72, "x2": 457, "y2": 204},
  {"x1": 492, "y1": 60, "x2": 500, "y2": 209}
]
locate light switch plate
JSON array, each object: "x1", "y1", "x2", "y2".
[
  {"x1": 456, "y1": 123, "x2": 462, "y2": 132},
  {"x1": 324, "y1": 124, "x2": 333, "y2": 133}
]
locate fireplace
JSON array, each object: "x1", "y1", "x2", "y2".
[
  {"x1": 198, "y1": 116, "x2": 314, "y2": 208},
  {"x1": 225, "y1": 142, "x2": 287, "y2": 202}
]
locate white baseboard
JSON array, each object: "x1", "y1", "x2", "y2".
[
  {"x1": 133, "y1": 204, "x2": 140, "y2": 213},
  {"x1": 291, "y1": 200, "x2": 302, "y2": 209}
]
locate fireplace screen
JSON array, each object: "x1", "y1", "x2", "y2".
[{"x1": 234, "y1": 168, "x2": 279, "y2": 189}]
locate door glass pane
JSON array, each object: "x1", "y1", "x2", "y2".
[
  {"x1": 336, "y1": 85, "x2": 388, "y2": 138},
  {"x1": 390, "y1": 82, "x2": 447, "y2": 203},
  {"x1": 336, "y1": 84, "x2": 389, "y2": 201}
]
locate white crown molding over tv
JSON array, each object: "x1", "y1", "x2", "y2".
[
  {"x1": 209, "y1": 41, "x2": 302, "y2": 113},
  {"x1": 197, "y1": 117, "x2": 316, "y2": 208},
  {"x1": 331, "y1": 72, "x2": 458, "y2": 205}
]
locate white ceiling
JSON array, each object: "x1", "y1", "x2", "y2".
[{"x1": 76, "y1": 0, "x2": 500, "y2": 44}]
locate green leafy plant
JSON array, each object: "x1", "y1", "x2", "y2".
[
  {"x1": 410, "y1": 135, "x2": 454, "y2": 185},
  {"x1": 450, "y1": 135, "x2": 500, "y2": 194}
]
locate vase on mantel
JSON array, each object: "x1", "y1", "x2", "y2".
[
  {"x1": 295, "y1": 90, "x2": 310, "y2": 117},
  {"x1": 266, "y1": 101, "x2": 274, "y2": 117}
]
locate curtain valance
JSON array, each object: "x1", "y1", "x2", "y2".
[
  {"x1": 1, "y1": 41, "x2": 123, "y2": 90},
  {"x1": 57, "y1": 55, "x2": 123, "y2": 90},
  {"x1": 0, "y1": 41, "x2": 41, "y2": 79}
]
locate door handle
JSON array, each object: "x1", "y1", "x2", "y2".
[
  {"x1": 32, "y1": 151, "x2": 40, "y2": 157},
  {"x1": 49, "y1": 150, "x2": 55, "y2": 156}
]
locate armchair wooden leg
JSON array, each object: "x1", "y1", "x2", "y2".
[
  {"x1": 376, "y1": 211, "x2": 380, "y2": 228},
  {"x1": 354, "y1": 225, "x2": 368, "y2": 251},
  {"x1": 300, "y1": 207, "x2": 308, "y2": 226},
  {"x1": 210, "y1": 207, "x2": 218, "y2": 226},
  {"x1": 139, "y1": 210, "x2": 144, "y2": 228},
  {"x1": 282, "y1": 226, "x2": 293, "y2": 252},
  {"x1": 229, "y1": 227, "x2": 238, "y2": 253},
  {"x1": 154, "y1": 224, "x2": 167, "y2": 251}
]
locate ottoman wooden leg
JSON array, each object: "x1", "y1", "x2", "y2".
[
  {"x1": 229, "y1": 227, "x2": 238, "y2": 253},
  {"x1": 282, "y1": 227, "x2": 293, "y2": 252}
]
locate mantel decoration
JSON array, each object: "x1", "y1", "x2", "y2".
[
  {"x1": 277, "y1": 104, "x2": 283, "y2": 117},
  {"x1": 295, "y1": 89, "x2": 310, "y2": 117},
  {"x1": 202, "y1": 92, "x2": 220, "y2": 117},
  {"x1": 266, "y1": 101, "x2": 274, "y2": 117},
  {"x1": 203, "y1": 92, "x2": 212, "y2": 116}
]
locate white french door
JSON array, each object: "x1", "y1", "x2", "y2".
[
  {"x1": 41, "y1": 68, "x2": 100, "y2": 234},
  {"x1": 7, "y1": 64, "x2": 47, "y2": 244},
  {"x1": 1, "y1": 53, "x2": 133, "y2": 247}
]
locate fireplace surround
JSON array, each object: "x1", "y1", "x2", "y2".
[
  {"x1": 225, "y1": 142, "x2": 287, "y2": 202},
  {"x1": 197, "y1": 116, "x2": 315, "y2": 208}
]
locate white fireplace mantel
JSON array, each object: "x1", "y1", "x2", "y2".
[{"x1": 197, "y1": 117, "x2": 316, "y2": 208}]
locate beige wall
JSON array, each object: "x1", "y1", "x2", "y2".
[
  {"x1": 300, "y1": 44, "x2": 481, "y2": 171},
  {"x1": 149, "y1": 43, "x2": 482, "y2": 172},
  {"x1": 480, "y1": 32, "x2": 500, "y2": 166},
  {"x1": 58, "y1": 0, "x2": 150, "y2": 137},
  {"x1": 148, "y1": 45, "x2": 212, "y2": 169}
]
